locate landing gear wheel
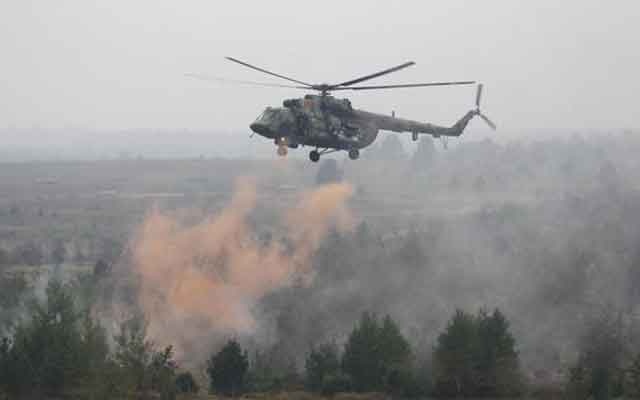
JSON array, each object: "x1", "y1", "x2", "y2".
[
  {"x1": 309, "y1": 150, "x2": 320, "y2": 162},
  {"x1": 348, "y1": 148, "x2": 360, "y2": 160},
  {"x1": 277, "y1": 146, "x2": 288, "y2": 157}
]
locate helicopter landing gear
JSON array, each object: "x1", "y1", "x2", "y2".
[
  {"x1": 348, "y1": 148, "x2": 360, "y2": 160},
  {"x1": 309, "y1": 150, "x2": 320, "y2": 162},
  {"x1": 277, "y1": 145, "x2": 288, "y2": 157}
]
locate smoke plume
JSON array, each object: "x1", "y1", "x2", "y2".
[{"x1": 130, "y1": 178, "x2": 353, "y2": 355}]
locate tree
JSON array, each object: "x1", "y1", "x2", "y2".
[
  {"x1": 93, "y1": 258, "x2": 111, "y2": 278},
  {"x1": 246, "y1": 349, "x2": 279, "y2": 392},
  {"x1": 342, "y1": 312, "x2": 382, "y2": 391},
  {"x1": 150, "y1": 346, "x2": 178, "y2": 399},
  {"x1": 432, "y1": 308, "x2": 522, "y2": 397},
  {"x1": 77, "y1": 312, "x2": 113, "y2": 399},
  {"x1": 474, "y1": 309, "x2": 522, "y2": 396},
  {"x1": 625, "y1": 353, "x2": 640, "y2": 398},
  {"x1": 0, "y1": 280, "x2": 101, "y2": 397},
  {"x1": 207, "y1": 339, "x2": 249, "y2": 396},
  {"x1": 433, "y1": 309, "x2": 477, "y2": 397},
  {"x1": 342, "y1": 312, "x2": 413, "y2": 392},
  {"x1": 0, "y1": 337, "x2": 10, "y2": 393},
  {"x1": 113, "y1": 316, "x2": 177, "y2": 399},
  {"x1": 305, "y1": 342, "x2": 341, "y2": 392},
  {"x1": 379, "y1": 315, "x2": 414, "y2": 394}
]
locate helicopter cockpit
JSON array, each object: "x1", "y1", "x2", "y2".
[{"x1": 250, "y1": 106, "x2": 294, "y2": 139}]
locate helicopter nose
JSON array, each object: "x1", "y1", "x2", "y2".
[{"x1": 250, "y1": 122, "x2": 273, "y2": 137}]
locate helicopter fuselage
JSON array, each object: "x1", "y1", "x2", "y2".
[{"x1": 249, "y1": 94, "x2": 476, "y2": 157}]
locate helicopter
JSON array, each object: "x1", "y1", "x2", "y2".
[{"x1": 189, "y1": 57, "x2": 496, "y2": 162}]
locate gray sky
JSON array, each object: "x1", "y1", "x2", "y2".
[{"x1": 1, "y1": 0, "x2": 639, "y2": 140}]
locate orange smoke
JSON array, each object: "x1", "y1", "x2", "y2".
[{"x1": 131, "y1": 179, "x2": 353, "y2": 351}]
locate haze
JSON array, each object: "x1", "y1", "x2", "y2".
[{"x1": 0, "y1": 1, "x2": 638, "y2": 149}]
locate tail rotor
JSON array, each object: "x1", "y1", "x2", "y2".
[{"x1": 474, "y1": 84, "x2": 496, "y2": 130}]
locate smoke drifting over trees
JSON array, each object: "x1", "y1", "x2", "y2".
[{"x1": 2, "y1": 132, "x2": 640, "y2": 397}]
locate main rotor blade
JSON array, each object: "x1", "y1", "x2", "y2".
[
  {"x1": 338, "y1": 81, "x2": 476, "y2": 90},
  {"x1": 185, "y1": 73, "x2": 307, "y2": 89},
  {"x1": 333, "y1": 61, "x2": 415, "y2": 88},
  {"x1": 479, "y1": 113, "x2": 497, "y2": 130},
  {"x1": 225, "y1": 56, "x2": 314, "y2": 87}
]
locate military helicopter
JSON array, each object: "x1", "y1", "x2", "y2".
[{"x1": 189, "y1": 57, "x2": 495, "y2": 162}]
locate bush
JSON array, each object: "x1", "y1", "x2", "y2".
[{"x1": 207, "y1": 339, "x2": 249, "y2": 396}]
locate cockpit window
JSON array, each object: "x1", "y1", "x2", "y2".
[{"x1": 258, "y1": 108, "x2": 279, "y2": 122}]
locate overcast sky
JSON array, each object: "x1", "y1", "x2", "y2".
[{"x1": 1, "y1": 1, "x2": 638, "y2": 141}]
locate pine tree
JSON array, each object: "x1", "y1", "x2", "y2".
[
  {"x1": 379, "y1": 315, "x2": 413, "y2": 393},
  {"x1": 343, "y1": 312, "x2": 383, "y2": 391},
  {"x1": 433, "y1": 308, "x2": 523, "y2": 397},
  {"x1": 475, "y1": 309, "x2": 522, "y2": 396},
  {"x1": 342, "y1": 312, "x2": 413, "y2": 392},
  {"x1": 207, "y1": 339, "x2": 249, "y2": 396},
  {"x1": 3, "y1": 281, "x2": 93, "y2": 396},
  {"x1": 433, "y1": 309, "x2": 477, "y2": 396}
]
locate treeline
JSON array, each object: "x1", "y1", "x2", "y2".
[
  {"x1": 202, "y1": 310, "x2": 640, "y2": 400},
  {"x1": 205, "y1": 309, "x2": 524, "y2": 398},
  {"x1": 4, "y1": 281, "x2": 640, "y2": 399},
  {"x1": 0, "y1": 279, "x2": 524, "y2": 399},
  {"x1": 0, "y1": 236, "x2": 122, "y2": 268}
]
